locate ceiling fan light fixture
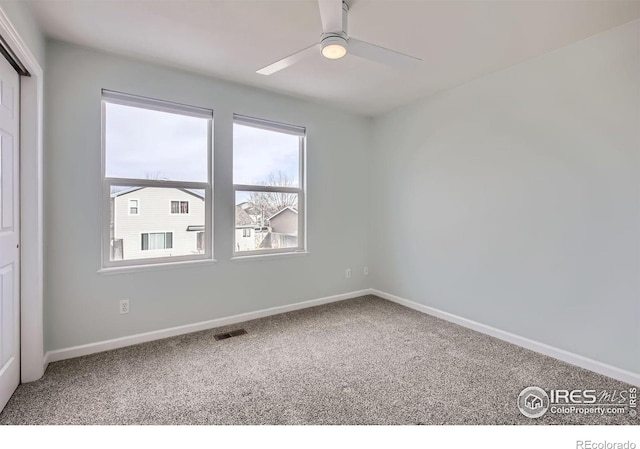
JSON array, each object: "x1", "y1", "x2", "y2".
[
  {"x1": 256, "y1": 0, "x2": 421, "y2": 75},
  {"x1": 321, "y1": 35, "x2": 348, "y2": 60}
]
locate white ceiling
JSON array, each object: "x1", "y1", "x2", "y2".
[{"x1": 27, "y1": 0, "x2": 640, "y2": 116}]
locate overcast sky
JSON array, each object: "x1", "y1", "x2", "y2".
[
  {"x1": 106, "y1": 103, "x2": 299, "y2": 189},
  {"x1": 105, "y1": 103, "x2": 208, "y2": 182},
  {"x1": 233, "y1": 123, "x2": 299, "y2": 187}
]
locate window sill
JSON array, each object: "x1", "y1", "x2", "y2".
[
  {"x1": 230, "y1": 251, "x2": 310, "y2": 262},
  {"x1": 98, "y1": 258, "x2": 217, "y2": 275}
]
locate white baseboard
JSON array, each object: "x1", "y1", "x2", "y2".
[
  {"x1": 44, "y1": 289, "x2": 371, "y2": 365},
  {"x1": 371, "y1": 289, "x2": 640, "y2": 387}
]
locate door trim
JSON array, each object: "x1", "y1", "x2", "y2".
[{"x1": 0, "y1": 8, "x2": 45, "y2": 382}]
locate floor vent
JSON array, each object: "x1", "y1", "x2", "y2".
[{"x1": 214, "y1": 329, "x2": 247, "y2": 341}]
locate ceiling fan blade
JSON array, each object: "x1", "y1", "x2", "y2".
[
  {"x1": 318, "y1": 0, "x2": 345, "y2": 34},
  {"x1": 256, "y1": 44, "x2": 321, "y2": 76},
  {"x1": 349, "y1": 38, "x2": 421, "y2": 70}
]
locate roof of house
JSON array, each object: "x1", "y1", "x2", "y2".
[
  {"x1": 267, "y1": 206, "x2": 298, "y2": 222},
  {"x1": 238, "y1": 201, "x2": 260, "y2": 216},
  {"x1": 110, "y1": 186, "x2": 143, "y2": 197},
  {"x1": 111, "y1": 186, "x2": 205, "y2": 200},
  {"x1": 235, "y1": 205, "x2": 255, "y2": 227}
]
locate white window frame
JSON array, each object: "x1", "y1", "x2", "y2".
[
  {"x1": 232, "y1": 114, "x2": 306, "y2": 257},
  {"x1": 101, "y1": 90, "x2": 213, "y2": 268},
  {"x1": 129, "y1": 199, "x2": 139, "y2": 215}
]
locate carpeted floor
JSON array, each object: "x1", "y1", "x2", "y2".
[{"x1": 0, "y1": 295, "x2": 636, "y2": 425}]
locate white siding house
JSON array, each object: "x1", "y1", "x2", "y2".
[
  {"x1": 235, "y1": 227, "x2": 256, "y2": 252},
  {"x1": 111, "y1": 187, "x2": 205, "y2": 261},
  {"x1": 233, "y1": 204, "x2": 300, "y2": 253},
  {"x1": 234, "y1": 205, "x2": 258, "y2": 252},
  {"x1": 268, "y1": 207, "x2": 298, "y2": 235}
]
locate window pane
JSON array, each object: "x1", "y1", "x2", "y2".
[
  {"x1": 105, "y1": 102, "x2": 208, "y2": 182},
  {"x1": 148, "y1": 232, "x2": 163, "y2": 250},
  {"x1": 233, "y1": 123, "x2": 300, "y2": 187},
  {"x1": 235, "y1": 191, "x2": 298, "y2": 253},
  {"x1": 110, "y1": 186, "x2": 206, "y2": 261}
]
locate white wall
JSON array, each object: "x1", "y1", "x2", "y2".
[
  {"x1": 44, "y1": 41, "x2": 371, "y2": 351},
  {"x1": 0, "y1": 1, "x2": 45, "y2": 66},
  {"x1": 372, "y1": 20, "x2": 640, "y2": 374}
]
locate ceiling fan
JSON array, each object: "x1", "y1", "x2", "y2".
[{"x1": 256, "y1": 0, "x2": 422, "y2": 75}]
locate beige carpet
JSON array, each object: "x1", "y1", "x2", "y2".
[{"x1": 0, "y1": 295, "x2": 636, "y2": 425}]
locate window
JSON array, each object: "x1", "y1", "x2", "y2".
[
  {"x1": 233, "y1": 115, "x2": 305, "y2": 256},
  {"x1": 102, "y1": 90, "x2": 212, "y2": 267},
  {"x1": 171, "y1": 200, "x2": 189, "y2": 214},
  {"x1": 129, "y1": 199, "x2": 139, "y2": 215},
  {"x1": 141, "y1": 232, "x2": 173, "y2": 251}
]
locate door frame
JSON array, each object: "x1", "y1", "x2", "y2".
[{"x1": 0, "y1": 8, "x2": 45, "y2": 382}]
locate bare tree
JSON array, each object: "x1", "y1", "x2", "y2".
[
  {"x1": 145, "y1": 171, "x2": 167, "y2": 180},
  {"x1": 248, "y1": 171, "x2": 298, "y2": 224}
]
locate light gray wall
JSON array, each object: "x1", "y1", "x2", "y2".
[
  {"x1": 0, "y1": 1, "x2": 45, "y2": 66},
  {"x1": 44, "y1": 41, "x2": 372, "y2": 351},
  {"x1": 371, "y1": 20, "x2": 640, "y2": 374}
]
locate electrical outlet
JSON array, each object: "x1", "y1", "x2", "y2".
[
  {"x1": 346, "y1": 268, "x2": 351, "y2": 279},
  {"x1": 364, "y1": 266, "x2": 369, "y2": 276},
  {"x1": 119, "y1": 299, "x2": 129, "y2": 314}
]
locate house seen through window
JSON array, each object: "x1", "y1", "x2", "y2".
[
  {"x1": 102, "y1": 90, "x2": 212, "y2": 267},
  {"x1": 233, "y1": 115, "x2": 305, "y2": 256}
]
